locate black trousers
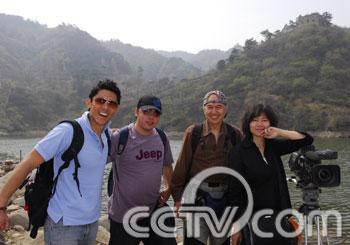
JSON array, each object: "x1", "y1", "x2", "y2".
[
  {"x1": 183, "y1": 237, "x2": 230, "y2": 245},
  {"x1": 109, "y1": 204, "x2": 177, "y2": 245},
  {"x1": 242, "y1": 214, "x2": 298, "y2": 245}
]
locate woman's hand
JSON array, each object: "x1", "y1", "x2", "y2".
[
  {"x1": 263, "y1": 127, "x2": 280, "y2": 139},
  {"x1": 264, "y1": 127, "x2": 306, "y2": 140}
]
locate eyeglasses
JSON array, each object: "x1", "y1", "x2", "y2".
[
  {"x1": 142, "y1": 109, "x2": 161, "y2": 117},
  {"x1": 93, "y1": 97, "x2": 118, "y2": 109}
]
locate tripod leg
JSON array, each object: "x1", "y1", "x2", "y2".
[
  {"x1": 304, "y1": 215, "x2": 308, "y2": 245},
  {"x1": 316, "y1": 216, "x2": 321, "y2": 245}
]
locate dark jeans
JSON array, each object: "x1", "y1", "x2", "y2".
[
  {"x1": 109, "y1": 204, "x2": 177, "y2": 245},
  {"x1": 184, "y1": 237, "x2": 230, "y2": 245}
]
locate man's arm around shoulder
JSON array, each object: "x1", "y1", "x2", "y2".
[{"x1": 0, "y1": 149, "x2": 44, "y2": 230}]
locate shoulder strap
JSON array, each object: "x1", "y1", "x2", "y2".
[
  {"x1": 107, "y1": 126, "x2": 129, "y2": 197},
  {"x1": 60, "y1": 120, "x2": 84, "y2": 161},
  {"x1": 185, "y1": 124, "x2": 203, "y2": 184},
  {"x1": 104, "y1": 129, "x2": 111, "y2": 156},
  {"x1": 155, "y1": 128, "x2": 167, "y2": 148},
  {"x1": 190, "y1": 124, "x2": 203, "y2": 155},
  {"x1": 107, "y1": 127, "x2": 167, "y2": 197},
  {"x1": 52, "y1": 120, "x2": 84, "y2": 197},
  {"x1": 117, "y1": 127, "x2": 130, "y2": 155},
  {"x1": 185, "y1": 123, "x2": 236, "y2": 183}
]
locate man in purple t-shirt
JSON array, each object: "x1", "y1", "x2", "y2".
[{"x1": 108, "y1": 96, "x2": 176, "y2": 245}]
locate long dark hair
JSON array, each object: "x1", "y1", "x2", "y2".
[{"x1": 241, "y1": 104, "x2": 279, "y2": 137}]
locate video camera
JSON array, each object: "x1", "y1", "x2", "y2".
[{"x1": 288, "y1": 145, "x2": 341, "y2": 188}]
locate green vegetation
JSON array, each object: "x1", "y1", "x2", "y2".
[
  {"x1": 140, "y1": 12, "x2": 350, "y2": 132},
  {"x1": 0, "y1": 12, "x2": 349, "y2": 134}
]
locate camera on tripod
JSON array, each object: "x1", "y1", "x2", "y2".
[{"x1": 288, "y1": 145, "x2": 341, "y2": 188}]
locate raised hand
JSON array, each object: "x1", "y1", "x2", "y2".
[{"x1": 263, "y1": 126, "x2": 280, "y2": 139}]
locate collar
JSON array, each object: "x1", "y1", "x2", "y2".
[
  {"x1": 81, "y1": 111, "x2": 111, "y2": 135},
  {"x1": 202, "y1": 120, "x2": 227, "y2": 137},
  {"x1": 129, "y1": 122, "x2": 156, "y2": 138}
]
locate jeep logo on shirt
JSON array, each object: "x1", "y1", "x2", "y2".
[{"x1": 135, "y1": 150, "x2": 162, "y2": 160}]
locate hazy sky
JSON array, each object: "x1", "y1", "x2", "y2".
[{"x1": 1, "y1": 0, "x2": 349, "y2": 53}]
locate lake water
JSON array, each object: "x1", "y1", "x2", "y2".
[{"x1": 0, "y1": 136, "x2": 349, "y2": 243}]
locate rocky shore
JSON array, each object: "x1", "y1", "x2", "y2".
[
  {"x1": 0, "y1": 160, "x2": 185, "y2": 245},
  {"x1": 0, "y1": 160, "x2": 113, "y2": 245}
]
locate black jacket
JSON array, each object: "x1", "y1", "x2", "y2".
[{"x1": 227, "y1": 133, "x2": 313, "y2": 217}]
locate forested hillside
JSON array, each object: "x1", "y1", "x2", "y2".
[
  {"x1": 102, "y1": 39, "x2": 202, "y2": 81},
  {"x1": 158, "y1": 48, "x2": 237, "y2": 71},
  {"x1": 0, "y1": 14, "x2": 131, "y2": 132},
  {"x1": 0, "y1": 12, "x2": 349, "y2": 135},
  {"x1": 152, "y1": 14, "x2": 350, "y2": 132}
]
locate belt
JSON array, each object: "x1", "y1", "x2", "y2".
[
  {"x1": 199, "y1": 181, "x2": 228, "y2": 193},
  {"x1": 207, "y1": 182, "x2": 220, "y2": 187}
]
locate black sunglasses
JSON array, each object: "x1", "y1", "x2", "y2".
[{"x1": 93, "y1": 97, "x2": 118, "y2": 109}]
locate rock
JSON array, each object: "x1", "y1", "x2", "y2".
[
  {"x1": 10, "y1": 232, "x2": 21, "y2": 238},
  {"x1": 5, "y1": 227, "x2": 44, "y2": 245},
  {"x1": 13, "y1": 225, "x2": 25, "y2": 232},
  {"x1": 99, "y1": 215, "x2": 110, "y2": 230},
  {"x1": 12, "y1": 197, "x2": 25, "y2": 207},
  {"x1": 96, "y1": 225, "x2": 109, "y2": 244},
  {"x1": 7, "y1": 204, "x2": 19, "y2": 212},
  {"x1": 3, "y1": 164, "x2": 15, "y2": 173},
  {"x1": 9, "y1": 210, "x2": 29, "y2": 229},
  {"x1": 13, "y1": 189, "x2": 25, "y2": 200},
  {"x1": 4, "y1": 160, "x2": 16, "y2": 166},
  {"x1": 0, "y1": 231, "x2": 7, "y2": 245}
]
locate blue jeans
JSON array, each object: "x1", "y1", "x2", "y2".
[{"x1": 44, "y1": 216, "x2": 98, "y2": 245}]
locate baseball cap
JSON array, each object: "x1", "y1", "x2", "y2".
[
  {"x1": 137, "y1": 95, "x2": 162, "y2": 114},
  {"x1": 203, "y1": 90, "x2": 227, "y2": 106}
]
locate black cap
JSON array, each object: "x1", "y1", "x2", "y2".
[{"x1": 137, "y1": 96, "x2": 162, "y2": 114}]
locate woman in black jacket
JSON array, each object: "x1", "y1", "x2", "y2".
[{"x1": 228, "y1": 104, "x2": 313, "y2": 245}]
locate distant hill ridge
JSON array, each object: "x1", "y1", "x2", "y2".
[{"x1": 0, "y1": 12, "x2": 349, "y2": 134}]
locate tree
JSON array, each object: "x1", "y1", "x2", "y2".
[
  {"x1": 244, "y1": 38, "x2": 258, "y2": 51},
  {"x1": 228, "y1": 48, "x2": 240, "y2": 63},
  {"x1": 136, "y1": 66, "x2": 144, "y2": 82},
  {"x1": 322, "y1": 12, "x2": 332, "y2": 26},
  {"x1": 260, "y1": 29, "x2": 273, "y2": 41},
  {"x1": 216, "y1": 60, "x2": 226, "y2": 71},
  {"x1": 289, "y1": 20, "x2": 296, "y2": 28}
]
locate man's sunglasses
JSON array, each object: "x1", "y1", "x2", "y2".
[
  {"x1": 93, "y1": 97, "x2": 118, "y2": 109},
  {"x1": 142, "y1": 109, "x2": 161, "y2": 117}
]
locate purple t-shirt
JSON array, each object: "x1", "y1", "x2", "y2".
[{"x1": 108, "y1": 123, "x2": 174, "y2": 223}]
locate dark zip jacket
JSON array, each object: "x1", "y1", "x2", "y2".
[{"x1": 227, "y1": 132, "x2": 313, "y2": 217}]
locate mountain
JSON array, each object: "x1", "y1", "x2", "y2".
[
  {"x1": 0, "y1": 13, "x2": 131, "y2": 132},
  {"x1": 158, "y1": 47, "x2": 239, "y2": 71},
  {"x1": 102, "y1": 39, "x2": 202, "y2": 81},
  {"x1": 131, "y1": 13, "x2": 350, "y2": 133},
  {"x1": 0, "y1": 12, "x2": 349, "y2": 134}
]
